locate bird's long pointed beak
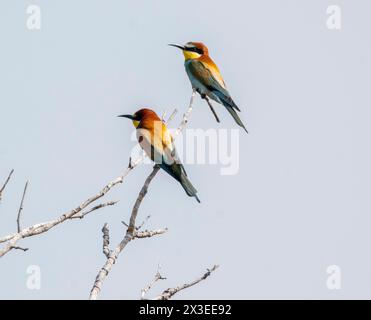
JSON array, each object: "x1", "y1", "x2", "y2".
[
  {"x1": 168, "y1": 44, "x2": 185, "y2": 50},
  {"x1": 117, "y1": 114, "x2": 134, "y2": 120}
]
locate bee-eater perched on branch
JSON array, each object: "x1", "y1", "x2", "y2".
[
  {"x1": 169, "y1": 42, "x2": 248, "y2": 133},
  {"x1": 118, "y1": 108, "x2": 200, "y2": 203}
]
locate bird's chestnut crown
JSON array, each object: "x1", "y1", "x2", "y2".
[
  {"x1": 169, "y1": 42, "x2": 209, "y2": 60},
  {"x1": 118, "y1": 108, "x2": 159, "y2": 128}
]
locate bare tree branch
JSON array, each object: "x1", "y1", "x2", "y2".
[
  {"x1": 12, "y1": 246, "x2": 29, "y2": 252},
  {"x1": 0, "y1": 149, "x2": 149, "y2": 258},
  {"x1": 174, "y1": 89, "x2": 196, "y2": 138},
  {"x1": 17, "y1": 181, "x2": 29, "y2": 232},
  {"x1": 0, "y1": 164, "x2": 134, "y2": 257},
  {"x1": 102, "y1": 223, "x2": 110, "y2": 259},
  {"x1": 134, "y1": 228, "x2": 168, "y2": 239},
  {"x1": 204, "y1": 96, "x2": 221, "y2": 123},
  {"x1": 89, "y1": 165, "x2": 162, "y2": 300},
  {"x1": 122, "y1": 214, "x2": 151, "y2": 230},
  {"x1": 0, "y1": 169, "x2": 14, "y2": 202},
  {"x1": 154, "y1": 265, "x2": 220, "y2": 300},
  {"x1": 141, "y1": 266, "x2": 166, "y2": 300},
  {"x1": 71, "y1": 201, "x2": 118, "y2": 220}
]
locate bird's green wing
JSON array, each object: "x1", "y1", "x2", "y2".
[
  {"x1": 187, "y1": 60, "x2": 226, "y2": 93},
  {"x1": 186, "y1": 60, "x2": 240, "y2": 111}
]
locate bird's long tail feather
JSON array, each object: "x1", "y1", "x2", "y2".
[
  {"x1": 213, "y1": 91, "x2": 248, "y2": 133},
  {"x1": 180, "y1": 174, "x2": 201, "y2": 203},
  {"x1": 160, "y1": 163, "x2": 201, "y2": 203},
  {"x1": 224, "y1": 106, "x2": 248, "y2": 133}
]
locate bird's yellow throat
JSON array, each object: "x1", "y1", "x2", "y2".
[
  {"x1": 183, "y1": 50, "x2": 201, "y2": 60},
  {"x1": 132, "y1": 120, "x2": 140, "y2": 128}
]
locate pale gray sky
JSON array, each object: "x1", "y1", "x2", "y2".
[{"x1": 1, "y1": 0, "x2": 371, "y2": 299}]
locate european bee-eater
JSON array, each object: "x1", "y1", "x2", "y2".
[
  {"x1": 169, "y1": 42, "x2": 248, "y2": 133},
  {"x1": 118, "y1": 108, "x2": 200, "y2": 203}
]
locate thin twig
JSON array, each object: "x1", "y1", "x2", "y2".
[
  {"x1": 71, "y1": 201, "x2": 118, "y2": 219},
  {"x1": 141, "y1": 266, "x2": 166, "y2": 300},
  {"x1": 0, "y1": 169, "x2": 14, "y2": 202},
  {"x1": 165, "y1": 109, "x2": 178, "y2": 124},
  {"x1": 12, "y1": 246, "x2": 29, "y2": 252},
  {"x1": 17, "y1": 181, "x2": 29, "y2": 232},
  {"x1": 204, "y1": 96, "x2": 221, "y2": 123},
  {"x1": 174, "y1": 89, "x2": 196, "y2": 138},
  {"x1": 154, "y1": 265, "x2": 219, "y2": 300},
  {"x1": 136, "y1": 215, "x2": 151, "y2": 230}
]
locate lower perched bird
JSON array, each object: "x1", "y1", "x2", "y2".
[
  {"x1": 118, "y1": 108, "x2": 200, "y2": 203},
  {"x1": 169, "y1": 42, "x2": 248, "y2": 133}
]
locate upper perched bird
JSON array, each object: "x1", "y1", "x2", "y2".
[
  {"x1": 119, "y1": 108, "x2": 200, "y2": 203},
  {"x1": 169, "y1": 42, "x2": 248, "y2": 133}
]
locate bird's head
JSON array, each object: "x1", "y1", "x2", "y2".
[
  {"x1": 118, "y1": 108, "x2": 159, "y2": 128},
  {"x1": 169, "y1": 42, "x2": 209, "y2": 60}
]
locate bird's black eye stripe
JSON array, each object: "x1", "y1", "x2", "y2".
[{"x1": 185, "y1": 47, "x2": 203, "y2": 55}]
